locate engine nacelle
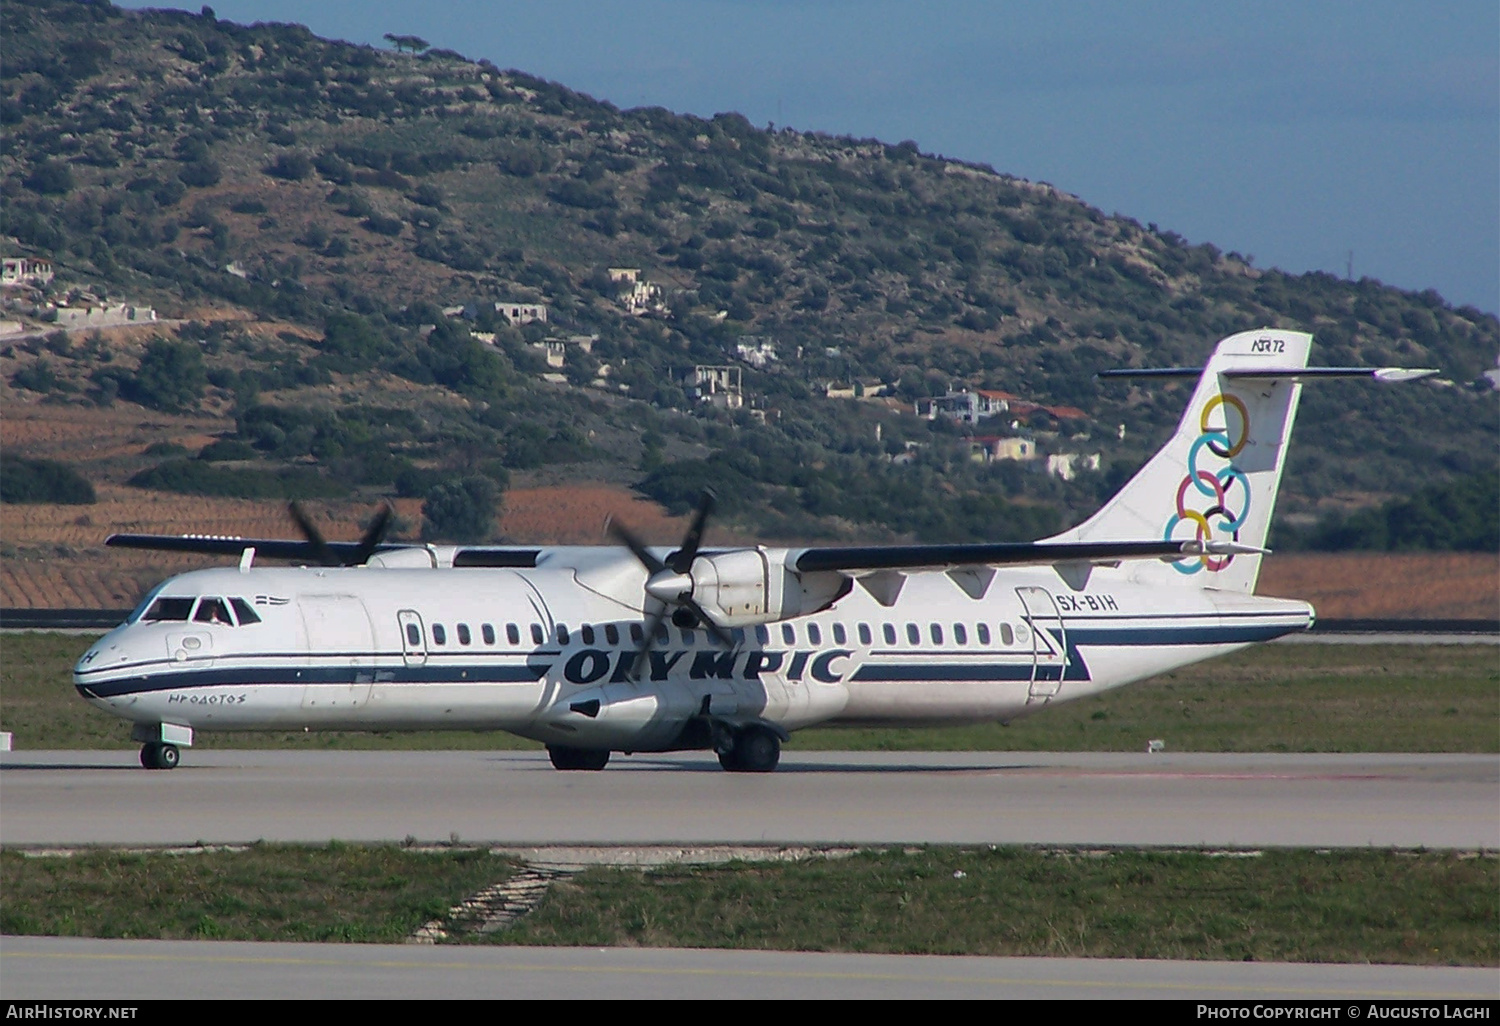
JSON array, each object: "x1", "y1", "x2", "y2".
[{"x1": 689, "y1": 548, "x2": 848, "y2": 627}]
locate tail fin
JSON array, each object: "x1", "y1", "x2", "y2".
[{"x1": 1050, "y1": 328, "x2": 1312, "y2": 593}]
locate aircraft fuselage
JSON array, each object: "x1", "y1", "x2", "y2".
[{"x1": 75, "y1": 562, "x2": 1312, "y2": 753}]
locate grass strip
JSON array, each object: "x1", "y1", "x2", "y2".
[
  {"x1": 504, "y1": 848, "x2": 1498, "y2": 966},
  {"x1": 0, "y1": 842, "x2": 519, "y2": 943},
  {"x1": 3, "y1": 633, "x2": 1496, "y2": 752},
  {"x1": 1, "y1": 845, "x2": 1493, "y2": 966}
]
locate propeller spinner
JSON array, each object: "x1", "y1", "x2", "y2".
[{"x1": 608, "y1": 488, "x2": 734, "y2": 677}]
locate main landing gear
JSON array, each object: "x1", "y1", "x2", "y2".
[
  {"x1": 717, "y1": 725, "x2": 781, "y2": 773},
  {"x1": 547, "y1": 745, "x2": 611, "y2": 771},
  {"x1": 140, "y1": 742, "x2": 180, "y2": 770}
]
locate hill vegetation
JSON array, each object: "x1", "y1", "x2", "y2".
[{"x1": 1, "y1": 0, "x2": 1496, "y2": 547}]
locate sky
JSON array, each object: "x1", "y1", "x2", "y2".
[{"x1": 143, "y1": 1, "x2": 1498, "y2": 313}]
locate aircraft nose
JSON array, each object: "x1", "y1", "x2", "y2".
[{"x1": 74, "y1": 643, "x2": 104, "y2": 676}]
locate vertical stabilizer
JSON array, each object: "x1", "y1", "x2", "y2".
[{"x1": 1049, "y1": 328, "x2": 1312, "y2": 593}]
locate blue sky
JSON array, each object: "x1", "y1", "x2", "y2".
[{"x1": 154, "y1": 2, "x2": 1497, "y2": 313}]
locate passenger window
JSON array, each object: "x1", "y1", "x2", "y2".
[
  {"x1": 405, "y1": 623, "x2": 420, "y2": 646},
  {"x1": 883, "y1": 624, "x2": 897, "y2": 645},
  {"x1": 507, "y1": 624, "x2": 520, "y2": 645},
  {"x1": 230, "y1": 598, "x2": 261, "y2": 625},
  {"x1": 556, "y1": 624, "x2": 570, "y2": 645},
  {"x1": 144, "y1": 597, "x2": 195, "y2": 622},
  {"x1": 680, "y1": 628, "x2": 695, "y2": 645},
  {"x1": 954, "y1": 624, "x2": 967, "y2": 645},
  {"x1": 630, "y1": 623, "x2": 643, "y2": 644},
  {"x1": 432, "y1": 624, "x2": 447, "y2": 645},
  {"x1": 605, "y1": 624, "x2": 620, "y2": 646},
  {"x1": 782, "y1": 624, "x2": 795, "y2": 645},
  {"x1": 930, "y1": 624, "x2": 944, "y2": 645},
  {"x1": 654, "y1": 623, "x2": 669, "y2": 645},
  {"x1": 1000, "y1": 622, "x2": 1015, "y2": 645},
  {"x1": 457, "y1": 624, "x2": 471, "y2": 646},
  {"x1": 531, "y1": 624, "x2": 544, "y2": 645},
  {"x1": 756, "y1": 625, "x2": 770, "y2": 645},
  {"x1": 482, "y1": 624, "x2": 496, "y2": 645},
  {"x1": 833, "y1": 623, "x2": 847, "y2": 645},
  {"x1": 808, "y1": 624, "x2": 822, "y2": 645},
  {"x1": 857, "y1": 623, "x2": 872, "y2": 646},
  {"x1": 977, "y1": 623, "x2": 991, "y2": 645},
  {"x1": 582, "y1": 625, "x2": 595, "y2": 645},
  {"x1": 906, "y1": 624, "x2": 919, "y2": 645}
]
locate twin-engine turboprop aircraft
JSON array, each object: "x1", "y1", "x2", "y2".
[{"x1": 76, "y1": 330, "x2": 1435, "y2": 771}]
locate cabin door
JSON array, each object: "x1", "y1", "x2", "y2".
[
  {"x1": 1016, "y1": 586, "x2": 1067, "y2": 702},
  {"x1": 298, "y1": 594, "x2": 375, "y2": 711},
  {"x1": 397, "y1": 609, "x2": 427, "y2": 668}
]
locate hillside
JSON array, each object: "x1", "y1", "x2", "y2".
[{"x1": 1, "y1": 0, "x2": 1496, "y2": 575}]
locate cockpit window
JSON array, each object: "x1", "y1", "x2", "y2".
[
  {"x1": 230, "y1": 598, "x2": 261, "y2": 625},
  {"x1": 193, "y1": 598, "x2": 233, "y2": 626},
  {"x1": 127, "y1": 584, "x2": 167, "y2": 624},
  {"x1": 142, "y1": 597, "x2": 195, "y2": 622}
]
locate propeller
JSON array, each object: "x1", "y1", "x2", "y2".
[
  {"x1": 607, "y1": 488, "x2": 733, "y2": 677},
  {"x1": 287, "y1": 501, "x2": 394, "y2": 566}
]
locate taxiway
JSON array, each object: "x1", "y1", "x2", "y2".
[{"x1": 1, "y1": 749, "x2": 1495, "y2": 849}]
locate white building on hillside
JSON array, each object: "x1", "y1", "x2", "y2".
[{"x1": 609, "y1": 267, "x2": 667, "y2": 316}]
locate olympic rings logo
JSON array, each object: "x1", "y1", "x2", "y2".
[{"x1": 1163, "y1": 394, "x2": 1250, "y2": 574}]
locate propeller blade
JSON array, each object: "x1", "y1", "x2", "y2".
[
  {"x1": 287, "y1": 501, "x2": 336, "y2": 566},
  {"x1": 668, "y1": 489, "x2": 716, "y2": 574},
  {"x1": 351, "y1": 503, "x2": 394, "y2": 565},
  {"x1": 682, "y1": 596, "x2": 735, "y2": 649},
  {"x1": 607, "y1": 516, "x2": 667, "y2": 576},
  {"x1": 629, "y1": 605, "x2": 669, "y2": 680}
]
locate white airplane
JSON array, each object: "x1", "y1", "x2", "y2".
[{"x1": 75, "y1": 329, "x2": 1435, "y2": 771}]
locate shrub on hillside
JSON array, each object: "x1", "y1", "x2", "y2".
[
  {"x1": 1, "y1": 458, "x2": 96, "y2": 505},
  {"x1": 124, "y1": 340, "x2": 206, "y2": 412},
  {"x1": 128, "y1": 459, "x2": 346, "y2": 500},
  {"x1": 422, "y1": 475, "x2": 501, "y2": 542}
]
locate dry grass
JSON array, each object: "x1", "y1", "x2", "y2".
[
  {"x1": 0, "y1": 484, "x2": 687, "y2": 608},
  {"x1": 4, "y1": 400, "x2": 1494, "y2": 617},
  {"x1": 1258, "y1": 552, "x2": 1500, "y2": 620},
  {"x1": 500, "y1": 483, "x2": 688, "y2": 544}
]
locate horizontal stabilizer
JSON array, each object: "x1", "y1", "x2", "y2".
[
  {"x1": 1221, "y1": 366, "x2": 1439, "y2": 382},
  {"x1": 1099, "y1": 365, "x2": 1438, "y2": 382}
]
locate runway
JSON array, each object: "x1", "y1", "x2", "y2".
[{"x1": 2, "y1": 749, "x2": 1496, "y2": 849}]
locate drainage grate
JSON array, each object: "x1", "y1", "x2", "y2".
[{"x1": 409, "y1": 865, "x2": 575, "y2": 943}]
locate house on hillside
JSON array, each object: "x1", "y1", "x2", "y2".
[
  {"x1": 496, "y1": 301, "x2": 547, "y2": 325},
  {"x1": 735, "y1": 335, "x2": 778, "y2": 368},
  {"x1": 1046, "y1": 452, "x2": 1102, "y2": 480},
  {"x1": 48, "y1": 303, "x2": 156, "y2": 328},
  {"x1": 680, "y1": 364, "x2": 743, "y2": 409},
  {"x1": 528, "y1": 334, "x2": 598, "y2": 370},
  {"x1": 968, "y1": 436, "x2": 1038, "y2": 463},
  {"x1": 916, "y1": 388, "x2": 1013, "y2": 424},
  {"x1": 2, "y1": 257, "x2": 54, "y2": 287},
  {"x1": 825, "y1": 379, "x2": 894, "y2": 400},
  {"x1": 609, "y1": 267, "x2": 667, "y2": 316}
]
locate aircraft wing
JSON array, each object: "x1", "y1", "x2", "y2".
[
  {"x1": 104, "y1": 533, "x2": 542, "y2": 567},
  {"x1": 791, "y1": 539, "x2": 1263, "y2": 574},
  {"x1": 105, "y1": 533, "x2": 398, "y2": 562}
]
